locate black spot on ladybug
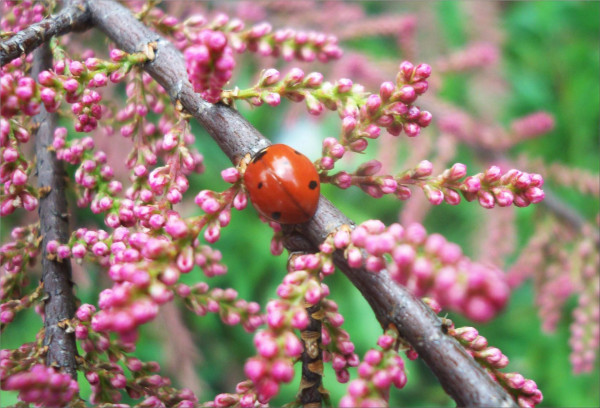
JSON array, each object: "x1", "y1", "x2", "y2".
[
  {"x1": 271, "y1": 211, "x2": 281, "y2": 220},
  {"x1": 252, "y1": 149, "x2": 268, "y2": 163},
  {"x1": 257, "y1": 182, "x2": 263, "y2": 189},
  {"x1": 308, "y1": 180, "x2": 318, "y2": 190}
]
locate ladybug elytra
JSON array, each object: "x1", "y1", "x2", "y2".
[{"x1": 243, "y1": 144, "x2": 320, "y2": 224}]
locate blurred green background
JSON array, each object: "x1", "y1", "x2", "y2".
[{"x1": 2, "y1": 2, "x2": 599, "y2": 407}]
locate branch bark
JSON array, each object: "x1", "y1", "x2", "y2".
[
  {"x1": 0, "y1": 0, "x2": 90, "y2": 67},
  {"x1": 87, "y1": 0, "x2": 516, "y2": 405},
  {"x1": 32, "y1": 42, "x2": 78, "y2": 379}
]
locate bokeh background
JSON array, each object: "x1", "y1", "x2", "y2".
[{"x1": 2, "y1": 2, "x2": 598, "y2": 407}]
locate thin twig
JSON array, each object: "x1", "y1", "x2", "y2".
[
  {"x1": 86, "y1": 0, "x2": 517, "y2": 405},
  {"x1": 299, "y1": 301, "x2": 325, "y2": 408},
  {"x1": 0, "y1": 0, "x2": 90, "y2": 66},
  {"x1": 32, "y1": 42, "x2": 78, "y2": 379}
]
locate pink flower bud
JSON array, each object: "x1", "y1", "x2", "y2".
[
  {"x1": 342, "y1": 115, "x2": 357, "y2": 134},
  {"x1": 263, "y1": 92, "x2": 280, "y2": 107},
  {"x1": 414, "y1": 160, "x2": 433, "y2": 178},
  {"x1": 377, "y1": 334, "x2": 395, "y2": 349},
  {"x1": 379, "y1": 81, "x2": 395, "y2": 101},
  {"x1": 494, "y1": 189, "x2": 514, "y2": 207},
  {"x1": 413, "y1": 63, "x2": 432, "y2": 80},
  {"x1": 320, "y1": 156, "x2": 334, "y2": 170},
  {"x1": 403, "y1": 122, "x2": 421, "y2": 137},
  {"x1": 346, "y1": 247, "x2": 363, "y2": 268},
  {"x1": 462, "y1": 176, "x2": 481, "y2": 193},
  {"x1": 38, "y1": 70, "x2": 55, "y2": 86},
  {"x1": 271, "y1": 360, "x2": 294, "y2": 383},
  {"x1": 259, "y1": 68, "x2": 280, "y2": 86},
  {"x1": 465, "y1": 296, "x2": 495, "y2": 322},
  {"x1": 221, "y1": 167, "x2": 240, "y2": 183},
  {"x1": 365, "y1": 94, "x2": 381, "y2": 114},
  {"x1": 285, "y1": 67, "x2": 305, "y2": 84},
  {"x1": 484, "y1": 166, "x2": 502, "y2": 183},
  {"x1": 284, "y1": 332, "x2": 303, "y2": 357},
  {"x1": 165, "y1": 218, "x2": 189, "y2": 239},
  {"x1": 11, "y1": 168, "x2": 27, "y2": 185},
  {"x1": 62, "y1": 78, "x2": 79, "y2": 93},
  {"x1": 363, "y1": 124, "x2": 381, "y2": 139},
  {"x1": 525, "y1": 187, "x2": 544, "y2": 204},
  {"x1": 478, "y1": 191, "x2": 495, "y2": 209},
  {"x1": 447, "y1": 163, "x2": 467, "y2": 180},
  {"x1": 397, "y1": 84, "x2": 416, "y2": 104},
  {"x1": 424, "y1": 185, "x2": 444, "y2": 205},
  {"x1": 337, "y1": 78, "x2": 353, "y2": 93},
  {"x1": 305, "y1": 94, "x2": 324, "y2": 115},
  {"x1": 57, "y1": 245, "x2": 71, "y2": 258},
  {"x1": 110, "y1": 48, "x2": 127, "y2": 61},
  {"x1": 398, "y1": 61, "x2": 414, "y2": 81},
  {"x1": 357, "y1": 160, "x2": 382, "y2": 176},
  {"x1": 373, "y1": 370, "x2": 392, "y2": 389}
]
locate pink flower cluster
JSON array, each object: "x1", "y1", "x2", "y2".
[
  {"x1": 184, "y1": 29, "x2": 235, "y2": 103},
  {"x1": 507, "y1": 224, "x2": 599, "y2": 374},
  {"x1": 0, "y1": 1, "x2": 45, "y2": 33},
  {"x1": 460, "y1": 166, "x2": 545, "y2": 208},
  {"x1": 340, "y1": 332, "x2": 407, "y2": 407},
  {"x1": 279, "y1": 254, "x2": 333, "y2": 306},
  {"x1": 0, "y1": 225, "x2": 39, "y2": 304},
  {"x1": 91, "y1": 283, "x2": 161, "y2": 344},
  {"x1": 0, "y1": 283, "x2": 42, "y2": 324},
  {"x1": 569, "y1": 238, "x2": 599, "y2": 374},
  {"x1": 321, "y1": 299, "x2": 360, "y2": 383},
  {"x1": 327, "y1": 156, "x2": 545, "y2": 209},
  {"x1": 438, "y1": 107, "x2": 555, "y2": 151},
  {"x1": 266, "y1": 220, "x2": 284, "y2": 255},
  {"x1": 36, "y1": 49, "x2": 150, "y2": 132},
  {"x1": 239, "y1": 22, "x2": 343, "y2": 62},
  {"x1": 1, "y1": 68, "x2": 41, "y2": 117},
  {"x1": 0, "y1": 120, "x2": 38, "y2": 216},
  {"x1": 332, "y1": 220, "x2": 509, "y2": 322},
  {"x1": 225, "y1": 61, "x2": 431, "y2": 172},
  {"x1": 449, "y1": 325, "x2": 543, "y2": 408},
  {"x1": 50, "y1": 201, "x2": 247, "y2": 341},
  {"x1": 1, "y1": 364, "x2": 79, "y2": 408},
  {"x1": 240, "y1": 252, "x2": 337, "y2": 403},
  {"x1": 74, "y1": 319, "x2": 197, "y2": 406},
  {"x1": 437, "y1": 42, "x2": 499, "y2": 73},
  {"x1": 70, "y1": 88, "x2": 103, "y2": 132},
  {"x1": 212, "y1": 380, "x2": 263, "y2": 408},
  {"x1": 153, "y1": 9, "x2": 343, "y2": 63},
  {"x1": 116, "y1": 76, "x2": 168, "y2": 144},
  {"x1": 177, "y1": 283, "x2": 264, "y2": 332},
  {"x1": 191, "y1": 244, "x2": 228, "y2": 277},
  {"x1": 244, "y1": 328, "x2": 302, "y2": 403},
  {"x1": 510, "y1": 111, "x2": 555, "y2": 140},
  {"x1": 45, "y1": 230, "x2": 172, "y2": 340},
  {"x1": 194, "y1": 183, "x2": 247, "y2": 243},
  {"x1": 170, "y1": 11, "x2": 343, "y2": 103}
]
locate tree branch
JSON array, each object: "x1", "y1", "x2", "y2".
[
  {"x1": 32, "y1": 42, "x2": 78, "y2": 379},
  {"x1": 0, "y1": 0, "x2": 90, "y2": 67},
  {"x1": 87, "y1": 0, "x2": 516, "y2": 405}
]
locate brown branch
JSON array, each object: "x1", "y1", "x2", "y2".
[
  {"x1": 87, "y1": 0, "x2": 517, "y2": 406},
  {"x1": 32, "y1": 42, "x2": 77, "y2": 379},
  {"x1": 0, "y1": 0, "x2": 90, "y2": 67}
]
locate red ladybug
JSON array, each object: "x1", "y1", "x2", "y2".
[{"x1": 243, "y1": 144, "x2": 320, "y2": 224}]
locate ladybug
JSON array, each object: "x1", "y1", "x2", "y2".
[{"x1": 243, "y1": 144, "x2": 320, "y2": 224}]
